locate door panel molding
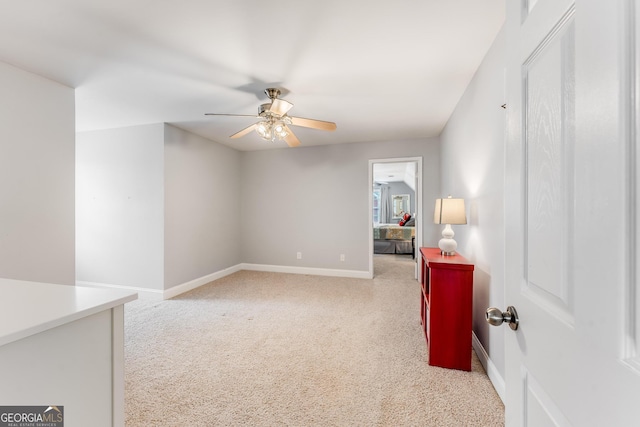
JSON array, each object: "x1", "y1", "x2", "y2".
[
  {"x1": 522, "y1": 367, "x2": 571, "y2": 426},
  {"x1": 522, "y1": 9, "x2": 576, "y2": 327}
]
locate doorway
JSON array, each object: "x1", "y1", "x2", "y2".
[{"x1": 368, "y1": 157, "x2": 422, "y2": 279}]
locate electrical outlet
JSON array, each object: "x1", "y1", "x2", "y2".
[
  {"x1": 340, "y1": 254, "x2": 345, "y2": 262},
  {"x1": 297, "y1": 252, "x2": 302, "y2": 260}
]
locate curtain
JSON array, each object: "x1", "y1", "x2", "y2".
[{"x1": 380, "y1": 186, "x2": 392, "y2": 224}]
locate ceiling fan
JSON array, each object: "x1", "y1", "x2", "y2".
[{"x1": 205, "y1": 88, "x2": 337, "y2": 147}]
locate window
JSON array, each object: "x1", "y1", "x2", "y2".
[{"x1": 373, "y1": 188, "x2": 381, "y2": 223}]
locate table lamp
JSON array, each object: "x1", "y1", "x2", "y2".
[{"x1": 434, "y1": 196, "x2": 467, "y2": 255}]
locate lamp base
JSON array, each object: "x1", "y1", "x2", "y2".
[
  {"x1": 438, "y1": 237, "x2": 457, "y2": 256},
  {"x1": 438, "y1": 224, "x2": 457, "y2": 256}
]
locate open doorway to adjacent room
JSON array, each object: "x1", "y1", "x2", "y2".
[{"x1": 368, "y1": 157, "x2": 422, "y2": 279}]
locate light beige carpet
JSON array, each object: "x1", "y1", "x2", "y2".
[{"x1": 125, "y1": 255, "x2": 504, "y2": 426}]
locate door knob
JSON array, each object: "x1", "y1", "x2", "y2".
[{"x1": 485, "y1": 306, "x2": 519, "y2": 330}]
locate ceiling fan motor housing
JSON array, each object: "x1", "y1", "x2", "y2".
[
  {"x1": 264, "y1": 88, "x2": 281, "y2": 100},
  {"x1": 258, "y1": 103, "x2": 272, "y2": 117}
]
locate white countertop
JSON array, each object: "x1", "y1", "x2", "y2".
[{"x1": 0, "y1": 278, "x2": 137, "y2": 346}]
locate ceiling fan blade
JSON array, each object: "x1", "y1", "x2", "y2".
[
  {"x1": 230, "y1": 123, "x2": 258, "y2": 139},
  {"x1": 205, "y1": 113, "x2": 259, "y2": 118},
  {"x1": 269, "y1": 98, "x2": 294, "y2": 116},
  {"x1": 283, "y1": 126, "x2": 301, "y2": 147},
  {"x1": 289, "y1": 116, "x2": 337, "y2": 131}
]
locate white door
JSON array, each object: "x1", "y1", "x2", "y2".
[{"x1": 503, "y1": 0, "x2": 640, "y2": 424}]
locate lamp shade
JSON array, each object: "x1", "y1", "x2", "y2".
[{"x1": 434, "y1": 197, "x2": 467, "y2": 225}]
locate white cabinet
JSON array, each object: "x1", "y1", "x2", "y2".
[{"x1": 0, "y1": 279, "x2": 136, "y2": 427}]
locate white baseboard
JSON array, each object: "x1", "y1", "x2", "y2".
[
  {"x1": 162, "y1": 264, "x2": 243, "y2": 299},
  {"x1": 238, "y1": 263, "x2": 372, "y2": 279},
  {"x1": 472, "y1": 331, "x2": 505, "y2": 404},
  {"x1": 77, "y1": 264, "x2": 371, "y2": 301},
  {"x1": 76, "y1": 280, "x2": 161, "y2": 300}
]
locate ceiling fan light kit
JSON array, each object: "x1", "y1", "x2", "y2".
[
  {"x1": 256, "y1": 118, "x2": 290, "y2": 142},
  {"x1": 205, "y1": 88, "x2": 336, "y2": 147}
]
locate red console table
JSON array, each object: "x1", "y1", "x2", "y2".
[{"x1": 419, "y1": 247, "x2": 474, "y2": 371}]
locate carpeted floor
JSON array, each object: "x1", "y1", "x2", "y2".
[{"x1": 124, "y1": 254, "x2": 504, "y2": 426}]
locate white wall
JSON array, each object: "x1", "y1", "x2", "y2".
[
  {"x1": 439, "y1": 27, "x2": 506, "y2": 390},
  {"x1": 77, "y1": 124, "x2": 242, "y2": 293},
  {"x1": 164, "y1": 124, "x2": 241, "y2": 288},
  {"x1": 76, "y1": 124, "x2": 165, "y2": 291},
  {"x1": 0, "y1": 61, "x2": 75, "y2": 285},
  {"x1": 240, "y1": 138, "x2": 440, "y2": 272}
]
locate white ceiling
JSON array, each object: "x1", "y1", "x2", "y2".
[
  {"x1": 373, "y1": 162, "x2": 416, "y2": 187},
  {"x1": 0, "y1": 1, "x2": 504, "y2": 151}
]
